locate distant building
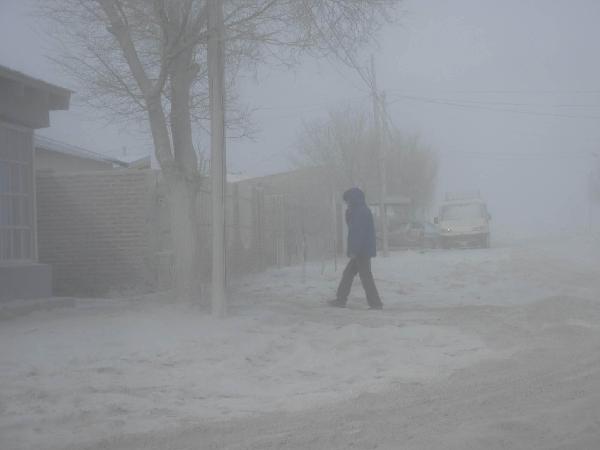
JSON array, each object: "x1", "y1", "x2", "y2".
[{"x1": 0, "y1": 65, "x2": 71, "y2": 300}]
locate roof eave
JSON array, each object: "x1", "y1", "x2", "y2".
[{"x1": 0, "y1": 65, "x2": 73, "y2": 111}]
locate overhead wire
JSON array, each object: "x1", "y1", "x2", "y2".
[
  {"x1": 436, "y1": 150, "x2": 594, "y2": 160},
  {"x1": 386, "y1": 93, "x2": 600, "y2": 120},
  {"x1": 385, "y1": 88, "x2": 600, "y2": 95},
  {"x1": 389, "y1": 95, "x2": 600, "y2": 109},
  {"x1": 378, "y1": 92, "x2": 600, "y2": 161}
]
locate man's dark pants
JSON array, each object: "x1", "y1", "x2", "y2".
[{"x1": 336, "y1": 256, "x2": 382, "y2": 308}]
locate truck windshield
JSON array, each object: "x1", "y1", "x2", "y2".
[{"x1": 441, "y1": 203, "x2": 484, "y2": 221}]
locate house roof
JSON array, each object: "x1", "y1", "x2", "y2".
[
  {"x1": 232, "y1": 165, "x2": 327, "y2": 185},
  {"x1": 0, "y1": 65, "x2": 72, "y2": 110},
  {"x1": 34, "y1": 135, "x2": 128, "y2": 167},
  {"x1": 127, "y1": 155, "x2": 151, "y2": 169}
]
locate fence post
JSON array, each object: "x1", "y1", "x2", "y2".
[
  {"x1": 252, "y1": 186, "x2": 265, "y2": 272},
  {"x1": 301, "y1": 220, "x2": 307, "y2": 283},
  {"x1": 276, "y1": 195, "x2": 284, "y2": 268},
  {"x1": 341, "y1": 202, "x2": 347, "y2": 257},
  {"x1": 230, "y1": 183, "x2": 244, "y2": 276}
]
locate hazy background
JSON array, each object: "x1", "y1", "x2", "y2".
[{"x1": 1, "y1": 0, "x2": 599, "y2": 238}]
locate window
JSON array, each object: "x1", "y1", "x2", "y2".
[
  {"x1": 440, "y1": 203, "x2": 485, "y2": 221},
  {"x1": 0, "y1": 123, "x2": 34, "y2": 262}
]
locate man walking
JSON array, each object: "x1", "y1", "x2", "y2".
[{"x1": 329, "y1": 187, "x2": 383, "y2": 310}]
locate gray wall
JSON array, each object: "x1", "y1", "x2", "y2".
[{"x1": 36, "y1": 169, "x2": 156, "y2": 296}]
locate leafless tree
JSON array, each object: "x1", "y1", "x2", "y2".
[
  {"x1": 294, "y1": 105, "x2": 437, "y2": 213},
  {"x1": 385, "y1": 132, "x2": 438, "y2": 213},
  {"x1": 39, "y1": 0, "x2": 399, "y2": 300},
  {"x1": 294, "y1": 106, "x2": 374, "y2": 192}
]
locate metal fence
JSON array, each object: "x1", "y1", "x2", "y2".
[{"x1": 154, "y1": 172, "x2": 342, "y2": 290}]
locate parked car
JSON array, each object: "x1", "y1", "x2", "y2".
[
  {"x1": 383, "y1": 221, "x2": 440, "y2": 249},
  {"x1": 369, "y1": 197, "x2": 440, "y2": 250},
  {"x1": 435, "y1": 192, "x2": 491, "y2": 248}
]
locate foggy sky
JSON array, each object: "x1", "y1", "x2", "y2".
[{"x1": 1, "y1": 0, "x2": 599, "y2": 237}]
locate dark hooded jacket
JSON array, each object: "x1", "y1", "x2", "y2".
[{"x1": 343, "y1": 187, "x2": 377, "y2": 258}]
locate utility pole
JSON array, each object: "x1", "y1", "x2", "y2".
[
  {"x1": 371, "y1": 55, "x2": 388, "y2": 256},
  {"x1": 208, "y1": 0, "x2": 227, "y2": 317}
]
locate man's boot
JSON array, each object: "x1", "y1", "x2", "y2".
[{"x1": 327, "y1": 298, "x2": 347, "y2": 308}]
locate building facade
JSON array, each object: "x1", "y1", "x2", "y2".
[{"x1": 0, "y1": 65, "x2": 71, "y2": 300}]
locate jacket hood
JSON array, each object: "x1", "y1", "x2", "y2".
[{"x1": 343, "y1": 187, "x2": 366, "y2": 207}]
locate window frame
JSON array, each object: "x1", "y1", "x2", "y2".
[{"x1": 0, "y1": 120, "x2": 35, "y2": 264}]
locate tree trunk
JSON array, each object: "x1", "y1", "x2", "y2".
[
  {"x1": 167, "y1": 38, "x2": 202, "y2": 302},
  {"x1": 167, "y1": 176, "x2": 201, "y2": 302}
]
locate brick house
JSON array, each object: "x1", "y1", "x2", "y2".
[{"x1": 0, "y1": 65, "x2": 71, "y2": 300}]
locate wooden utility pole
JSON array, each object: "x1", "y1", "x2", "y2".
[
  {"x1": 371, "y1": 55, "x2": 388, "y2": 256},
  {"x1": 208, "y1": 0, "x2": 227, "y2": 317}
]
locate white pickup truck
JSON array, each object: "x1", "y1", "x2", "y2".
[{"x1": 435, "y1": 193, "x2": 491, "y2": 248}]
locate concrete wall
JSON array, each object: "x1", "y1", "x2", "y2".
[
  {"x1": 0, "y1": 263, "x2": 52, "y2": 301},
  {"x1": 36, "y1": 170, "x2": 157, "y2": 296}
]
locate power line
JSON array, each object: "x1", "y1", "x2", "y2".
[
  {"x1": 385, "y1": 88, "x2": 600, "y2": 95},
  {"x1": 437, "y1": 150, "x2": 594, "y2": 160},
  {"x1": 253, "y1": 93, "x2": 600, "y2": 116},
  {"x1": 387, "y1": 93, "x2": 600, "y2": 120},
  {"x1": 396, "y1": 96, "x2": 600, "y2": 109}
]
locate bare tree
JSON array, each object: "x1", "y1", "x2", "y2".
[
  {"x1": 40, "y1": 0, "x2": 399, "y2": 301},
  {"x1": 294, "y1": 107, "x2": 374, "y2": 192},
  {"x1": 294, "y1": 105, "x2": 437, "y2": 214},
  {"x1": 385, "y1": 132, "x2": 438, "y2": 213}
]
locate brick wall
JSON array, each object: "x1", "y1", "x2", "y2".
[
  {"x1": 36, "y1": 170, "x2": 157, "y2": 296},
  {"x1": 35, "y1": 167, "x2": 337, "y2": 297}
]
